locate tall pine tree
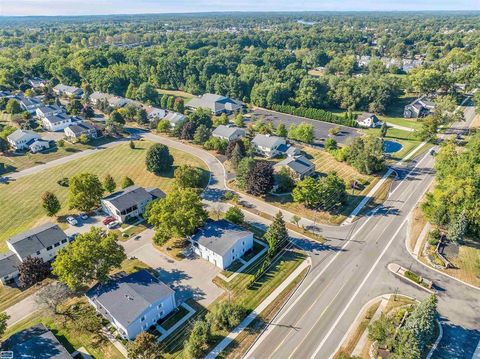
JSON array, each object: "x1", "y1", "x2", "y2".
[{"x1": 264, "y1": 211, "x2": 289, "y2": 257}]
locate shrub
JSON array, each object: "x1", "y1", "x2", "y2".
[
  {"x1": 57, "y1": 177, "x2": 69, "y2": 187},
  {"x1": 404, "y1": 270, "x2": 422, "y2": 284}
]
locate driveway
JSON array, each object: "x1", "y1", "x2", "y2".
[
  {"x1": 122, "y1": 229, "x2": 224, "y2": 307},
  {"x1": 251, "y1": 108, "x2": 362, "y2": 145}
]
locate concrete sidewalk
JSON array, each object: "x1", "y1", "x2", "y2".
[{"x1": 205, "y1": 258, "x2": 310, "y2": 359}]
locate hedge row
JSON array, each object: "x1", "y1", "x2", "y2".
[{"x1": 271, "y1": 104, "x2": 358, "y2": 127}]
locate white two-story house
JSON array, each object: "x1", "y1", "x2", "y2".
[
  {"x1": 252, "y1": 134, "x2": 287, "y2": 158},
  {"x1": 0, "y1": 223, "x2": 69, "y2": 285},
  {"x1": 190, "y1": 220, "x2": 254, "y2": 270},
  {"x1": 101, "y1": 185, "x2": 165, "y2": 223},
  {"x1": 36, "y1": 104, "x2": 65, "y2": 119},
  {"x1": 42, "y1": 113, "x2": 74, "y2": 132},
  {"x1": 86, "y1": 270, "x2": 177, "y2": 340},
  {"x1": 6, "y1": 129, "x2": 40, "y2": 151}
]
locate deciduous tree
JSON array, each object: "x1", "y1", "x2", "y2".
[
  {"x1": 145, "y1": 144, "x2": 174, "y2": 175},
  {"x1": 68, "y1": 173, "x2": 104, "y2": 212}
]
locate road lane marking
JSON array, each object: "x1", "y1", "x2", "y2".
[{"x1": 309, "y1": 216, "x2": 409, "y2": 359}]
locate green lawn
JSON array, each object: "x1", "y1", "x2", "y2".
[
  {"x1": 0, "y1": 140, "x2": 209, "y2": 251},
  {"x1": 157, "y1": 89, "x2": 194, "y2": 101},
  {"x1": 378, "y1": 94, "x2": 423, "y2": 130}
]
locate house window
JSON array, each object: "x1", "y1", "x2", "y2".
[
  {"x1": 54, "y1": 242, "x2": 60, "y2": 247},
  {"x1": 157, "y1": 303, "x2": 163, "y2": 309},
  {"x1": 46, "y1": 246, "x2": 53, "y2": 251},
  {"x1": 61, "y1": 239, "x2": 67, "y2": 244},
  {"x1": 36, "y1": 251, "x2": 41, "y2": 255},
  {"x1": 140, "y1": 316, "x2": 146, "y2": 322}
]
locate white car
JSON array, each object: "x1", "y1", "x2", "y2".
[
  {"x1": 80, "y1": 213, "x2": 88, "y2": 220},
  {"x1": 107, "y1": 221, "x2": 120, "y2": 229},
  {"x1": 66, "y1": 216, "x2": 78, "y2": 226}
]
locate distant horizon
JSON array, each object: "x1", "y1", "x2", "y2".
[{"x1": 1, "y1": 0, "x2": 479, "y2": 17}]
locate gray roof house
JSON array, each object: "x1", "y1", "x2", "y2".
[
  {"x1": 145, "y1": 106, "x2": 166, "y2": 121},
  {"x1": 42, "y1": 112, "x2": 74, "y2": 132},
  {"x1": 163, "y1": 111, "x2": 186, "y2": 128},
  {"x1": 252, "y1": 134, "x2": 287, "y2": 158},
  {"x1": 274, "y1": 155, "x2": 316, "y2": 180},
  {"x1": 187, "y1": 93, "x2": 244, "y2": 115},
  {"x1": 15, "y1": 95, "x2": 44, "y2": 114},
  {"x1": 7, "y1": 129, "x2": 40, "y2": 151},
  {"x1": 191, "y1": 220, "x2": 254, "y2": 270},
  {"x1": 212, "y1": 125, "x2": 246, "y2": 142},
  {"x1": 64, "y1": 121, "x2": 99, "y2": 140},
  {"x1": 101, "y1": 185, "x2": 165, "y2": 223},
  {"x1": 28, "y1": 77, "x2": 48, "y2": 88},
  {"x1": 86, "y1": 270, "x2": 177, "y2": 340},
  {"x1": 356, "y1": 113, "x2": 382, "y2": 128},
  {"x1": 36, "y1": 104, "x2": 65, "y2": 119},
  {"x1": 89, "y1": 91, "x2": 112, "y2": 106},
  {"x1": 1, "y1": 323, "x2": 73, "y2": 358},
  {"x1": 53, "y1": 84, "x2": 83, "y2": 98},
  {"x1": 404, "y1": 96, "x2": 436, "y2": 118},
  {"x1": 0, "y1": 223, "x2": 69, "y2": 285}
]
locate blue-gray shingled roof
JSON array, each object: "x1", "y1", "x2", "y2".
[
  {"x1": 86, "y1": 270, "x2": 174, "y2": 330},
  {"x1": 102, "y1": 185, "x2": 153, "y2": 212},
  {"x1": 7, "y1": 223, "x2": 67, "y2": 260},
  {"x1": 191, "y1": 219, "x2": 253, "y2": 256},
  {"x1": 0, "y1": 251, "x2": 21, "y2": 278},
  {"x1": 275, "y1": 155, "x2": 315, "y2": 176},
  {"x1": 2, "y1": 323, "x2": 73, "y2": 359}
]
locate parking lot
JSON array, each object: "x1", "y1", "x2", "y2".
[{"x1": 250, "y1": 108, "x2": 362, "y2": 145}]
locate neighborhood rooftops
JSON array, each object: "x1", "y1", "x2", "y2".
[
  {"x1": 44, "y1": 112, "x2": 71, "y2": 124},
  {"x1": 7, "y1": 129, "x2": 39, "y2": 143},
  {"x1": 252, "y1": 134, "x2": 285, "y2": 149},
  {"x1": 102, "y1": 185, "x2": 158, "y2": 212},
  {"x1": 53, "y1": 84, "x2": 83, "y2": 95},
  {"x1": 36, "y1": 104, "x2": 64, "y2": 116},
  {"x1": 275, "y1": 155, "x2": 314, "y2": 176},
  {"x1": 65, "y1": 122, "x2": 97, "y2": 137},
  {"x1": 2, "y1": 323, "x2": 72, "y2": 359},
  {"x1": 15, "y1": 95, "x2": 43, "y2": 108},
  {"x1": 191, "y1": 219, "x2": 253, "y2": 256},
  {"x1": 212, "y1": 125, "x2": 245, "y2": 139},
  {"x1": 86, "y1": 270, "x2": 174, "y2": 329},
  {"x1": 187, "y1": 93, "x2": 243, "y2": 114},
  {"x1": 163, "y1": 111, "x2": 185, "y2": 125},
  {"x1": 7, "y1": 222, "x2": 67, "y2": 260}
]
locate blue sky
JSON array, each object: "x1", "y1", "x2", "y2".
[{"x1": 1, "y1": 0, "x2": 479, "y2": 16}]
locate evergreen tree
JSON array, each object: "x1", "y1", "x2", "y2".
[
  {"x1": 447, "y1": 210, "x2": 467, "y2": 243},
  {"x1": 264, "y1": 211, "x2": 289, "y2": 257},
  {"x1": 103, "y1": 174, "x2": 116, "y2": 193},
  {"x1": 230, "y1": 143, "x2": 244, "y2": 169},
  {"x1": 41, "y1": 191, "x2": 61, "y2": 217},
  {"x1": 403, "y1": 294, "x2": 438, "y2": 354},
  {"x1": 276, "y1": 122, "x2": 288, "y2": 137},
  {"x1": 121, "y1": 176, "x2": 135, "y2": 188},
  {"x1": 380, "y1": 121, "x2": 388, "y2": 137}
]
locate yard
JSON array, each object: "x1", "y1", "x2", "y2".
[
  {"x1": 157, "y1": 88, "x2": 194, "y2": 101},
  {"x1": 0, "y1": 140, "x2": 209, "y2": 251},
  {"x1": 377, "y1": 94, "x2": 423, "y2": 131},
  {"x1": 0, "y1": 136, "x2": 116, "y2": 175}
]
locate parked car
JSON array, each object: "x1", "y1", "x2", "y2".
[
  {"x1": 80, "y1": 213, "x2": 88, "y2": 220},
  {"x1": 107, "y1": 221, "x2": 120, "y2": 229},
  {"x1": 103, "y1": 216, "x2": 116, "y2": 225},
  {"x1": 66, "y1": 216, "x2": 78, "y2": 226}
]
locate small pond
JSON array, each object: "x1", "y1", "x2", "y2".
[{"x1": 383, "y1": 140, "x2": 403, "y2": 154}]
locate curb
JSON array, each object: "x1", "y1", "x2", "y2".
[
  {"x1": 388, "y1": 263, "x2": 434, "y2": 294},
  {"x1": 426, "y1": 320, "x2": 443, "y2": 359}
]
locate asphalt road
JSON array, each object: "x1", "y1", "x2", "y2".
[
  {"x1": 245, "y1": 105, "x2": 480, "y2": 359},
  {"x1": 251, "y1": 108, "x2": 362, "y2": 145}
]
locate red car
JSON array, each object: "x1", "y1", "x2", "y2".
[{"x1": 103, "y1": 216, "x2": 116, "y2": 225}]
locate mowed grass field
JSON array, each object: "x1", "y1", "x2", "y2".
[
  {"x1": 157, "y1": 88, "x2": 194, "y2": 100},
  {"x1": 0, "y1": 140, "x2": 208, "y2": 251}
]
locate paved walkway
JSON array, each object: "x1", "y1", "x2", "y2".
[
  {"x1": 205, "y1": 257, "x2": 310, "y2": 359},
  {"x1": 386, "y1": 122, "x2": 415, "y2": 132},
  {"x1": 5, "y1": 293, "x2": 40, "y2": 326}
]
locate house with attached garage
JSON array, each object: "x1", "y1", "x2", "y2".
[
  {"x1": 252, "y1": 134, "x2": 287, "y2": 158},
  {"x1": 89, "y1": 91, "x2": 112, "y2": 106},
  {"x1": 187, "y1": 93, "x2": 244, "y2": 115},
  {"x1": 36, "y1": 104, "x2": 65, "y2": 119},
  {"x1": 2, "y1": 323, "x2": 73, "y2": 358},
  {"x1": 356, "y1": 112, "x2": 382, "y2": 128},
  {"x1": 15, "y1": 95, "x2": 44, "y2": 114},
  {"x1": 64, "y1": 121, "x2": 99, "y2": 141},
  {"x1": 212, "y1": 125, "x2": 246, "y2": 142},
  {"x1": 53, "y1": 84, "x2": 83, "y2": 98},
  {"x1": 7, "y1": 129, "x2": 40, "y2": 151},
  {"x1": 145, "y1": 106, "x2": 166, "y2": 121},
  {"x1": 86, "y1": 270, "x2": 177, "y2": 340},
  {"x1": 107, "y1": 96, "x2": 129, "y2": 109},
  {"x1": 163, "y1": 111, "x2": 186, "y2": 128},
  {"x1": 0, "y1": 223, "x2": 69, "y2": 285},
  {"x1": 404, "y1": 95, "x2": 436, "y2": 118},
  {"x1": 42, "y1": 113, "x2": 78, "y2": 132},
  {"x1": 29, "y1": 139, "x2": 50, "y2": 153},
  {"x1": 274, "y1": 155, "x2": 316, "y2": 180},
  {"x1": 101, "y1": 185, "x2": 165, "y2": 223},
  {"x1": 190, "y1": 219, "x2": 254, "y2": 270},
  {"x1": 28, "y1": 77, "x2": 48, "y2": 89}
]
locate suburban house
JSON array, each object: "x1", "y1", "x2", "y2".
[
  {"x1": 145, "y1": 106, "x2": 166, "y2": 121},
  {"x1": 7, "y1": 129, "x2": 40, "y2": 151},
  {"x1": 107, "y1": 96, "x2": 129, "y2": 109},
  {"x1": 36, "y1": 104, "x2": 65, "y2": 119},
  {"x1": 15, "y1": 95, "x2": 44, "y2": 114},
  {"x1": 89, "y1": 91, "x2": 112, "y2": 106},
  {"x1": 42, "y1": 112, "x2": 75, "y2": 132},
  {"x1": 404, "y1": 96, "x2": 436, "y2": 118},
  {"x1": 53, "y1": 84, "x2": 83, "y2": 98},
  {"x1": 28, "y1": 77, "x2": 48, "y2": 89},
  {"x1": 274, "y1": 155, "x2": 316, "y2": 180},
  {"x1": 163, "y1": 111, "x2": 186, "y2": 128},
  {"x1": 0, "y1": 223, "x2": 69, "y2": 285},
  {"x1": 1, "y1": 323, "x2": 73, "y2": 358},
  {"x1": 64, "y1": 121, "x2": 99, "y2": 141},
  {"x1": 187, "y1": 93, "x2": 244, "y2": 115},
  {"x1": 212, "y1": 125, "x2": 246, "y2": 142},
  {"x1": 29, "y1": 139, "x2": 50, "y2": 153},
  {"x1": 356, "y1": 113, "x2": 382, "y2": 128},
  {"x1": 101, "y1": 185, "x2": 165, "y2": 223},
  {"x1": 252, "y1": 134, "x2": 287, "y2": 158},
  {"x1": 190, "y1": 219, "x2": 254, "y2": 270},
  {"x1": 86, "y1": 270, "x2": 177, "y2": 340}
]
